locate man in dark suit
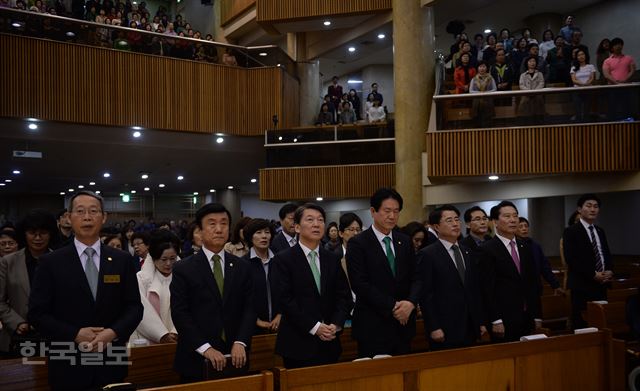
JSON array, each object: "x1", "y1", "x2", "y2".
[
  {"x1": 517, "y1": 217, "x2": 563, "y2": 297},
  {"x1": 274, "y1": 203, "x2": 352, "y2": 368},
  {"x1": 171, "y1": 203, "x2": 255, "y2": 382},
  {"x1": 419, "y1": 205, "x2": 487, "y2": 350},
  {"x1": 270, "y1": 203, "x2": 298, "y2": 254},
  {"x1": 28, "y1": 191, "x2": 143, "y2": 391},
  {"x1": 478, "y1": 201, "x2": 541, "y2": 342},
  {"x1": 347, "y1": 188, "x2": 422, "y2": 357},
  {"x1": 461, "y1": 206, "x2": 491, "y2": 253},
  {"x1": 563, "y1": 194, "x2": 613, "y2": 329}
]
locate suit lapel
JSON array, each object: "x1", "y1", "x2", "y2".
[
  {"x1": 319, "y1": 248, "x2": 330, "y2": 297},
  {"x1": 222, "y1": 252, "x2": 235, "y2": 304},
  {"x1": 197, "y1": 251, "x2": 223, "y2": 304},
  {"x1": 436, "y1": 241, "x2": 464, "y2": 286},
  {"x1": 366, "y1": 228, "x2": 395, "y2": 277},
  {"x1": 392, "y1": 236, "x2": 403, "y2": 279},
  {"x1": 67, "y1": 244, "x2": 95, "y2": 301},
  {"x1": 95, "y1": 245, "x2": 112, "y2": 305},
  {"x1": 493, "y1": 237, "x2": 521, "y2": 277},
  {"x1": 295, "y1": 244, "x2": 321, "y2": 298},
  {"x1": 16, "y1": 250, "x2": 31, "y2": 298}
]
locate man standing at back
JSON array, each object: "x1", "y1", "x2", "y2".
[
  {"x1": 171, "y1": 203, "x2": 255, "y2": 382},
  {"x1": 478, "y1": 201, "x2": 541, "y2": 342},
  {"x1": 28, "y1": 191, "x2": 143, "y2": 391},
  {"x1": 563, "y1": 194, "x2": 613, "y2": 329},
  {"x1": 347, "y1": 188, "x2": 421, "y2": 357},
  {"x1": 274, "y1": 204, "x2": 352, "y2": 368},
  {"x1": 270, "y1": 203, "x2": 298, "y2": 254}
]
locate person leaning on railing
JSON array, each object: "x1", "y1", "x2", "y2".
[
  {"x1": 517, "y1": 57, "x2": 546, "y2": 125},
  {"x1": 454, "y1": 52, "x2": 476, "y2": 94},
  {"x1": 469, "y1": 61, "x2": 497, "y2": 128},
  {"x1": 602, "y1": 37, "x2": 637, "y2": 121},
  {"x1": 570, "y1": 49, "x2": 596, "y2": 122}
]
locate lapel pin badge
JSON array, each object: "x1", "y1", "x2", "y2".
[
  {"x1": 107, "y1": 257, "x2": 113, "y2": 262},
  {"x1": 230, "y1": 263, "x2": 234, "y2": 267}
]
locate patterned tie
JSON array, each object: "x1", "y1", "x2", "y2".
[
  {"x1": 451, "y1": 244, "x2": 466, "y2": 284},
  {"x1": 308, "y1": 250, "x2": 321, "y2": 294},
  {"x1": 382, "y1": 237, "x2": 396, "y2": 277},
  {"x1": 212, "y1": 254, "x2": 224, "y2": 296},
  {"x1": 588, "y1": 226, "x2": 605, "y2": 272},
  {"x1": 509, "y1": 240, "x2": 521, "y2": 274},
  {"x1": 84, "y1": 247, "x2": 98, "y2": 299}
]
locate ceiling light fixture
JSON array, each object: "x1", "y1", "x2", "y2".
[
  {"x1": 216, "y1": 137, "x2": 224, "y2": 144},
  {"x1": 144, "y1": 187, "x2": 150, "y2": 191},
  {"x1": 377, "y1": 33, "x2": 386, "y2": 39},
  {"x1": 177, "y1": 175, "x2": 184, "y2": 181},
  {"x1": 488, "y1": 175, "x2": 500, "y2": 181},
  {"x1": 259, "y1": 52, "x2": 267, "y2": 57},
  {"x1": 65, "y1": 31, "x2": 75, "y2": 37},
  {"x1": 159, "y1": 184, "x2": 165, "y2": 188},
  {"x1": 141, "y1": 174, "x2": 149, "y2": 179},
  {"x1": 193, "y1": 192, "x2": 199, "y2": 195},
  {"x1": 316, "y1": 197, "x2": 324, "y2": 201},
  {"x1": 103, "y1": 172, "x2": 111, "y2": 178},
  {"x1": 132, "y1": 131, "x2": 142, "y2": 138},
  {"x1": 12, "y1": 170, "x2": 21, "y2": 175},
  {"x1": 5, "y1": 179, "x2": 12, "y2": 183},
  {"x1": 323, "y1": 20, "x2": 331, "y2": 26},
  {"x1": 12, "y1": 22, "x2": 21, "y2": 28},
  {"x1": 348, "y1": 47, "x2": 356, "y2": 53},
  {"x1": 250, "y1": 178, "x2": 257, "y2": 183},
  {"x1": 0, "y1": 184, "x2": 5, "y2": 187},
  {"x1": 132, "y1": 126, "x2": 142, "y2": 130},
  {"x1": 484, "y1": 28, "x2": 492, "y2": 34},
  {"x1": 89, "y1": 181, "x2": 96, "y2": 185},
  {"x1": 28, "y1": 123, "x2": 38, "y2": 130},
  {"x1": 95, "y1": 190, "x2": 101, "y2": 194},
  {"x1": 131, "y1": 190, "x2": 137, "y2": 194},
  {"x1": 347, "y1": 80, "x2": 363, "y2": 84},
  {"x1": 227, "y1": 185, "x2": 234, "y2": 190},
  {"x1": 68, "y1": 188, "x2": 74, "y2": 192},
  {"x1": 77, "y1": 185, "x2": 84, "y2": 189},
  {"x1": 209, "y1": 189, "x2": 216, "y2": 193},
  {"x1": 60, "y1": 191, "x2": 65, "y2": 195}
]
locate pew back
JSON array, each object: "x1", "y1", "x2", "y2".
[{"x1": 141, "y1": 371, "x2": 273, "y2": 391}]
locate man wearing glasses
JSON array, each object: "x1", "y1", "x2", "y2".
[
  {"x1": 28, "y1": 190, "x2": 143, "y2": 391},
  {"x1": 461, "y1": 206, "x2": 491, "y2": 253}
]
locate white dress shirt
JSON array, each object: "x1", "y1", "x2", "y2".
[
  {"x1": 282, "y1": 231, "x2": 297, "y2": 247},
  {"x1": 74, "y1": 238, "x2": 101, "y2": 272},
  {"x1": 371, "y1": 225, "x2": 395, "y2": 257},
  {"x1": 438, "y1": 238, "x2": 463, "y2": 271}
]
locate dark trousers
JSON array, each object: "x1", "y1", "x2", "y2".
[{"x1": 571, "y1": 287, "x2": 607, "y2": 329}]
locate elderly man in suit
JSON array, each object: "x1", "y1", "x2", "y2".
[
  {"x1": 0, "y1": 210, "x2": 58, "y2": 355},
  {"x1": 28, "y1": 191, "x2": 143, "y2": 391},
  {"x1": 419, "y1": 205, "x2": 487, "y2": 350},
  {"x1": 170, "y1": 203, "x2": 255, "y2": 382},
  {"x1": 563, "y1": 194, "x2": 613, "y2": 329},
  {"x1": 270, "y1": 203, "x2": 298, "y2": 254},
  {"x1": 274, "y1": 203, "x2": 352, "y2": 368},
  {"x1": 347, "y1": 188, "x2": 422, "y2": 357},
  {"x1": 478, "y1": 201, "x2": 541, "y2": 342}
]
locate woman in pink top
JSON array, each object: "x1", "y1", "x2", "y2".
[{"x1": 602, "y1": 38, "x2": 637, "y2": 120}]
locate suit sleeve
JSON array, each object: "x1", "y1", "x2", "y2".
[
  {"x1": 563, "y1": 227, "x2": 596, "y2": 283},
  {"x1": 330, "y1": 258, "x2": 353, "y2": 328},
  {"x1": 273, "y1": 255, "x2": 320, "y2": 334},
  {"x1": 478, "y1": 246, "x2": 501, "y2": 323},
  {"x1": 170, "y1": 263, "x2": 210, "y2": 352},
  {"x1": 535, "y1": 242, "x2": 560, "y2": 289},
  {"x1": 0, "y1": 256, "x2": 26, "y2": 331},
  {"x1": 28, "y1": 256, "x2": 79, "y2": 341},
  {"x1": 405, "y1": 246, "x2": 422, "y2": 306},
  {"x1": 599, "y1": 229, "x2": 614, "y2": 272},
  {"x1": 235, "y1": 262, "x2": 256, "y2": 346},
  {"x1": 418, "y1": 250, "x2": 440, "y2": 333},
  {"x1": 346, "y1": 238, "x2": 395, "y2": 318},
  {"x1": 108, "y1": 254, "x2": 143, "y2": 340}
]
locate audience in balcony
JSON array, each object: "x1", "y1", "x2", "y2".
[
  {"x1": 491, "y1": 49, "x2": 514, "y2": 92},
  {"x1": 568, "y1": 30, "x2": 589, "y2": 60},
  {"x1": 482, "y1": 33, "x2": 498, "y2": 66},
  {"x1": 472, "y1": 33, "x2": 484, "y2": 62},
  {"x1": 454, "y1": 52, "x2": 477, "y2": 94},
  {"x1": 518, "y1": 57, "x2": 546, "y2": 124},
  {"x1": 510, "y1": 37, "x2": 529, "y2": 72},
  {"x1": 570, "y1": 49, "x2": 596, "y2": 122},
  {"x1": 469, "y1": 61, "x2": 497, "y2": 127},
  {"x1": 327, "y1": 76, "x2": 343, "y2": 113},
  {"x1": 316, "y1": 103, "x2": 335, "y2": 126},
  {"x1": 519, "y1": 43, "x2": 548, "y2": 80},
  {"x1": 499, "y1": 29, "x2": 513, "y2": 52},
  {"x1": 347, "y1": 89, "x2": 362, "y2": 120},
  {"x1": 452, "y1": 41, "x2": 478, "y2": 68},
  {"x1": 546, "y1": 36, "x2": 572, "y2": 85},
  {"x1": 222, "y1": 48, "x2": 239, "y2": 66},
  {"x1": 539, "y1": 29, "x2": 555, "y2": 60},
  {"x1": 603, "y1": 37, "x2": 637, "y2": 120},
  {"x1": 339, "y1": 102, "x2": 357, "y2": 125},
  {"x1": 595, "y1": 39, "x2": 611, "y2": 83},
  {"x1": 559, "y1": 15, "x2": 580, "y2": 43},
  {"x1": 370, "y1": 82, "x2": 384, "y2": 105},
  {"x1": 522, "y1": 28, "x2": 538, "y2": 45},
  {"x1": 366, "y1": 98, "x2": 386, "y2": 123}
]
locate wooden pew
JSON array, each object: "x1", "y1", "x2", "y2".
[
  {"x1": 274, "y1": 331, "x2": 623, "y2": 391},
  {"x1": 587, "y1": 301, "x2": 629, "y2": 337},
  {"x1": 612, "y1": 277, "x2": 640, "y2": 290},
  {"x1": 541, "y1": 294, "x2": 571, "y2": 332},
  {"x1": 608, "y1": 288, "x2": 638, "y2": 303},
  {"x1": 141, "y1": 371, "x2": 273, "y2": 391}
]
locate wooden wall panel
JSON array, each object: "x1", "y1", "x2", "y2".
[
  {"x1": 0, "y1": 34, "x2": 299, "y2": 136},
  {"x1": 259, "y1": 163, "x2": 395, "y2": 201},
  {"x1": 426, "y1": 123, "x2": 640, "y2": 177},
  {"x1": 418, "y1": 359, "x2": 514, "y2": 390},
  {"x1": 220, "y1": 0, "x2": 256, "y2": 26},
  {"x1": 256, "y1": 0, "x2": 391, "y2": 23}
]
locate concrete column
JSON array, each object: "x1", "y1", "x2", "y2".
[
  {"x1": 524, "y1": 13, "x2": 562, "y2": 40},
  {"x1": 392, "y1": 0, "x2": 435, "y2": 224},
  {"x1": 288, "y1": 32, "x2": 320, "y2": 126},
  {"x1": 217, "y1": 189, "x2": 242, "y2": 226}
]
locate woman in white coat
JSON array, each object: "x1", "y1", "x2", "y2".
[{"x1": 130, "y1": 230, "x2": 180, "y2": 344}]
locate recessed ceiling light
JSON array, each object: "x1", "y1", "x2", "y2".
[
  {"x1": 293, "y1": 138, "x2": 298, "y2": 142},
  {"x1": 132, "y1": 131, "x2": 142, "y2": 138},
  {"x1": 77, "y1": 185, "x2": 84, "y2": 189},
  {"x1": 12, "y1": 22, "x2": 21, "y2": 28},
  {"x1": 259, "y1": 52, "x2": 267, "y2": 57},
  {"x1": 95, "y1": 190, "x2": 101, "y2": 194},
  {"x1": 316, "y1": 197, "x2": 324, "y2": 201},
  {"x1": 177, "y1": 175, "x2": 184, "y2": 181},
  {"x1": 488, "y1": 175, "x2": 500, "y2": 181},
  {"x1": 5, "y1": 179, "x2": 12, "y2": 183},
  {"x1": 0, "y1": 184, "x2": 5, "y2": 187},
  {"x1": 250, "y1": 178, "x2": 257, "y2": 183},
  {"x1": 159, "y1": 184, "x2": 165, "y2": 188},
  {"x1": 216, "y1": 137, "x2": 224, "y2": 144},
  {"x1": 103, "y1": 172, "x2": 111, "y2": 178},
  {"x1": 193, "y1": 192, "x2": 199, "y2": 195},
  {"x1": 323, "y1": 20, "x2": 331, "y2": 26},
  {"x1": 89, "y1": 181, "x2": 95, "y2": 185},
  {"x1": 227, "y1": 185, "x2": 234, "y2": 190},
  {"x1": 141, "y1": 174, "x2": 149, "y2": 179},
  {"x1": 26, "y1": 118, "x2": 39, "y2": 122},
  {"x1": 278, "y1": 136, "x2": 283, "y2": 141},
  {"x1": 215, "y1": 133, "x2": 225, "y2": 136},
  {"x1": 377, "y1": 33, "x2": 386, "y2": 39},
  {"x1": 65, "y1": 31, "x2": 75, "y2": 37},
  {"x1": 12, "y1": 170, "x2": 21, "y2": 175},
  {"x1": 68, "y1": 188, "x2": 74, "y2": 192},
  {"x1": 132, "y1": 126, "x2": 143, "y2": 130},
  {"x1": 59, "y1": 191, "x2": 65, "y2": 195},
  {"x1": 28, "y1": 123, "x2": 38, "y2": 130},
  {"x1": 144, "y1": 187, "x2": 150, "y2": 191},
  {"x1": 209, "y1": 189, "x2": 216, "y2": 193},
  {"x1": 484, "y1": 28, "x2": 492, "y2": 34},
  {"x1": 348, "y1": 47, "x2": 356, "y2": 53},
  {"x1": 131, "y1": 190, "x2": 137, "y2": 194},
  {"x1": 347, "y1": 80, "x2": 363, "y2": 84}
]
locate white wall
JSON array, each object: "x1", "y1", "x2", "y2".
[
  {"x1": 362, "y1": 64, "x2": 395, "y2": 113},
  {"x1": 176, "y1": 0, "x2": 215, "y2": 36},
  {"x1": 574, "y1": 0, "x2": 640, "y2": 62}
]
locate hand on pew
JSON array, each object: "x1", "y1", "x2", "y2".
[
  {"x1": 231, "y1": 343, "x2": 247, "y2": 369},
  {"x1": 270, "y1": 314, "x2": 281, "y2": 332},
  {"x1": 594, "y1": 271, "x2": 613, "y2": 284},
  {"x1": 430, "y1": 329, "x2": 445, "y2": 343},
  {"x1": 204, "y1": 347, "x2": 227, "y2": 371},
  {"x1": 492, "y1": 323, "x2": 505, "y2": 338},
  {"x1": 160, "y1": 332, "x2": 178, "y2": 344}
]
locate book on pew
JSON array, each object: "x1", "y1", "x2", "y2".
[
  {"x1": 519, "y1": 334, "x2": 548, "y2": 341},
  {"x1": 574, "y1": 327, "x2": 599, "y2": 334},
  {"x1": 372, "y1": 354, "x2": 392, "y2": 359},
  {"x1": 102, "y1": 383, "x2": 136, "y2": 391},
  {"x1": 592, "y1": 300, "x2": 608, "y2": 304}
]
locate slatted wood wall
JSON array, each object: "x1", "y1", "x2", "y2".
[
  {"x1": 426, "y1": 123, "x2": 640, "y2": 177},
  {"x1": 0, "y1": 34, "x2": 298, "y2": 136},
  {"x1": 259, "y1": 163, "x2": 395, "y2": 201},
  {"x1": 256, "y1": 0, "x2": 392, "y2": 23},
  {"x1": 220, "y1": 0, "x2": 256, "y2": 26}
]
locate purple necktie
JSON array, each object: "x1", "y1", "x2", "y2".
[{"x1": 509, "y1": 240, "x2": 521, "y2": 274}]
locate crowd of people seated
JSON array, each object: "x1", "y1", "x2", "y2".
[
  {"x1": 447, "y1": 15, "x2": 637, "y2": 124},
  {"x1": 2, "y1": 0, "x2": 243, "y2": 64},
  {"x1": 0, "y1": 188, "x2": 616, "y2": 387},
  {"x1": 315, "y1": 77, "x2": 387, "y2": 126}
]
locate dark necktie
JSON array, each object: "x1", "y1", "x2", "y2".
[
  {"x1": 588, "y1": 226, "x2": 605, "y2": 272},
  {"x1": 212, "y1": 254, "x2": 224, "y2": 296},
  {"x1": 84, "y1": 247, "x2": 98, "y2": 299},
  {"x1": 451, "y1": 244, "x2": 466, "y2": 284}
]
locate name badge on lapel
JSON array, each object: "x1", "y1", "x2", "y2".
[{"x1": 104, "y1": 275, "x2": 121, "y2": 284}]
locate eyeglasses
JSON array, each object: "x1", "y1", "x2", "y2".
[
  {"x1": 344, "y1": 227, "x2": 362, "y2": 233},
  {"x1": 470, "y1": 217, "x2": 489, "y2": 222},
  {"x1": 71, "y1": 208, "x2": 102, "y2": 216},
  {"x1": 0, "y1": 240, "x2": 17, "y2": 247}
]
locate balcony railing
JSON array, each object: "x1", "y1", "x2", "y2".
[
  {"x1": 433, "y1": 83, "x2": 639, "y2": 131},
  {"x1": 0, "y1": 7, "x2": 295, "y2": 73}
]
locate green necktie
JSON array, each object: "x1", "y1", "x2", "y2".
[
  {"x1": 308, "y1": 250, "x2": 321, "y2": 294},
  {"x1": 212, "y1": 254, "x2": 224, "y2": 296},
  {"x1": 382, "y1": 236, "x2": 396, "y2": 277}
]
